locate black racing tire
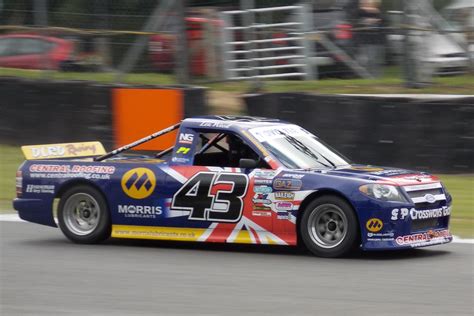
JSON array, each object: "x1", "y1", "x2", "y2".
[
  {"x1": 58, "y1": 185, "x2": 111, "y2": 244},
  {"x1": 300, "y1": 195, "x2": 359, "y2": 258}
]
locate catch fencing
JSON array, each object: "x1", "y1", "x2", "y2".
[{"x1": 0, "y1": 0, "x2": 472, "y2": 84}]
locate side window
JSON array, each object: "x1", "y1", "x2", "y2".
[
  {"x1": 17, "y1": 38, "x2": 54, "y2": 55},
  {"x1": 0, "y1": 38, "x2": 16, "y2": 57},
  {"x1": 192, "y1": 131, "x2": 269, "y2": 168}
]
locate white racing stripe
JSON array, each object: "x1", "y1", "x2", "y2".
[{"x1": 0, "y1": 213, "x2": 472, "y2": 244}]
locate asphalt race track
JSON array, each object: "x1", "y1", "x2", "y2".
[{"x1": 1, "y1": 221, "x2": 473, "y2": 315}]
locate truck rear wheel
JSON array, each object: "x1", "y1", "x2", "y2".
[
  {"x1": 58, "y1": 185, "x2": 111, "y2": 244},
  {"x1": 300, "y1": 195, "x2": 359, "y2": 258}
]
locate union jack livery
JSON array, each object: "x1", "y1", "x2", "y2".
[{"x1": 14, "y1": 116, "x2": 453, "y2": 257}]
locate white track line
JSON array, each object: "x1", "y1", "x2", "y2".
[
  {"x1": 0, "y1": 213, "x2": 24, "y2": 222},
  {"x1": 0, "y1": 213, "x2": 472, "y2": 244},
  {"x1": 452, "y1": 236, "x2": 474, "y2": 244}
]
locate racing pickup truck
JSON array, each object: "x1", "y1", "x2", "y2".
[{"x1": 14, "y1": 115, "x2": 452, "y2": 257}]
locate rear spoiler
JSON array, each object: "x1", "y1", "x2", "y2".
[{"x1": 21, "y1": 142, "x2": 106, "y2": 160}]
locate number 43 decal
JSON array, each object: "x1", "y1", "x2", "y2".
[{"x1": 171, "y1": 172, "x2": 249, "y2": 222}]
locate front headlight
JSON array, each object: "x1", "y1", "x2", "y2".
[{"x1": 359, "y1": 184, "x2": 408, "y2": 202}]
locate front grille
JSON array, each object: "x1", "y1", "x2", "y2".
[
  {"x1": 413, "y1": 201, "x2": 444, "y2": 209},
  {"x1": 411, "y1": 216, "x2": 450, "y2": 233},
  {"x1": 403, "y1": 182, "x2": 446, "y2": 207},
  {"x1": 406, "y1": 188, "x2": 443, "y2": 199},
  {"x1": 411, "y1": 218, "x2": 439, "y2": 232}
]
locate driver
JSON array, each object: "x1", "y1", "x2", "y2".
[{"x1": 226, "y1": 135, "x2": 257, "y2": 167}]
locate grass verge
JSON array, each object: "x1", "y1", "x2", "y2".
[
  {"x1": 1, "y1": 67, "x2": 473, "y2": 95},
  {"x1": 1, "y1": 144, "x2": 472, "y2": 237}
]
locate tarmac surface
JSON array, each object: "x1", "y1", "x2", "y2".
[{"x1": 1, "y1": 221, "x2": 473, "y2": 315}]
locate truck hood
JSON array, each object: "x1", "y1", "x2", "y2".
[{"x1": 307, "y1": 165, "x2": 439, "y2": 185}]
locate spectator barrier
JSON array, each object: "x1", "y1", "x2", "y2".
[{"x1": 0, "y1": 77, "x2": 207, "y2": 150}]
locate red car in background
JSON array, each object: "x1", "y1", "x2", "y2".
[
  {"x1": 0, "y1": 33, "x2": 101, "y2": 71},
  {"x1": 0, "y1": 34, "x2": 74, "y2": 70},
  {"x1": 149, "y1": 17, "x2": 222, "y2": 76}
]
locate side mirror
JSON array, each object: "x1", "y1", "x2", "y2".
[{"x1": 239, "y1": 158, "x2": 258, "y2": 169}]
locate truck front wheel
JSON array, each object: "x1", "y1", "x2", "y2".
[{"x1": 300, "y1": 195, "x2": 359, "y2": 257}]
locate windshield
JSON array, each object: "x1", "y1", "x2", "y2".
[{"x1": 249, "y1": 124, "x2": 350, "y2": 169}]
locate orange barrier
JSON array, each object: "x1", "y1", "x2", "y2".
[{"x1": 112, "y1": 88, "x2": 183, "y2": 151}]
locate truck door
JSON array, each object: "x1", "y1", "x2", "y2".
[{"x1": 163, "y1": 128, "x2": 277, "y2": 244}]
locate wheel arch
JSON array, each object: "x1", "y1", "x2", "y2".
[
  {"x1": 296, "y1": 189, "x2": 361, "y2": 246},
  {"x1": 55, "y1": 179, "x2": 106, "y2": 200}
]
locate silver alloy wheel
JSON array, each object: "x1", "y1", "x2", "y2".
[
  {"x1": 63, "y1": 193, "x2": 100, "y2": 236},
  {"x1": 307, "y1": 203, "x2": 348, "y2": 249}
]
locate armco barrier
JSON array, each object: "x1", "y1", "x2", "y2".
[
  {"x1": 0, "y1": 78, "x2": 207, "y2": 150},
  {"x1": 245, "y1": 93, "x2": 474, "y2": 173}
]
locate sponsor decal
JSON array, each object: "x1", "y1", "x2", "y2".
[
  {"x1": 199, "y1": 121, "x2": 233, "y2": 128},
  {"x1": 32, "y1": 145, "x2": 65, "y2": 158},
  {"x1": 277, "y1": 211, "x2": 291, "y2": 220},
  {"x1": 367, "y1": 231, "x2": 394, "y2": 242},
  {"x1": 273, "y1": 178, "x2": 302, "y2": 191},
  {"x1": 395, "y1": 230, "x2": 451, "y2": 246},
  {"x1": 254, "y1": 170, "x2": 276, "y2": 178},
  {"x1": 366, "y1": 238, "x2": 394, "y2": 242},
  {"x1": 252, "y1": 210, "x2": 272, "y2": 217},
  {"x1": 121, "y1": 168, "x2": 156, "y2": 199},
  {"x1": 178, "y1": 133, "x2": 194, "y2": 144},
  {"x1": 252, "y1": 198, "x2": 271, "y2": 205},
  {"x1": 29, "y1": 164, "x2": 115, "y2": 174},
  {"x1": 112, "y1": 225, "x2": 206, "y2": 242},
  {"x1": 274, "y1": 191, "x2": 295, "y2": 201},
  {"x1": 254, "y1": 179, "x2": 272, "y2": 185},
  {"x1": 369, "y1": 169, "x2": 409, "y2": 176},
  {"x1": 118, "y1": 205, "x2": 162, "y2": 219},
  {"x1": 411, "y1": 206, "x2": 451, "y2": 220},
  {"x1": 176, "y1": 146, "x2": 191, "y2": 155},
  {"x1": 64, "y1": 143, "x2": 100, "y2": 156},
  {"x1": 254, "y1": 205, "x2": 272, "y2": 211},
  {"x1": 391, "y1": 206, "x2": 451, "y2": 221},
  {"x1": 275, "y1": 201, "x2": 293, "y2": 211},
  {"x1": 249, "y1": 125, "x2": 306, "y2": 142},
  {"x1": 25, "y1": 184, "x2": 55, "y2": 194},
  {"x1": 254, "y1": 185, "x2": 272, "y2": 194},
  {"x1": 254, "y1": 193, "x2": 268, "y2": 199},
  {"x1": 366, "y1": 218, "x2": 383, "y2": 233},
  {"x1": 280, "y1": 173, "x2": 304, "y2": 179},
  {"x1": 171, "y1": 157, "x2": 191, "y2": 163},
  {"x1": 29, "y1": 164, "x2": 115, "y2": 180},
  {"x1": 22, "y1": 142, "x2": 105, "y2": 159}
]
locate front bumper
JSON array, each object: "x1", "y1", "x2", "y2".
[
  {"x1": 357, "y1": 192, "x2": 452, "y2": 251},
  {"x1": 362, "y1": 229, "x2": 452, "y2": 251}
]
